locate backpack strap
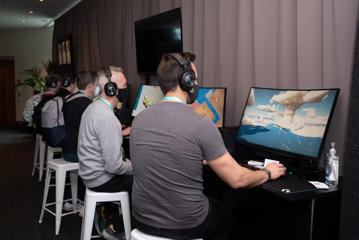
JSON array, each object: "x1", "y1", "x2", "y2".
[{"x1": 55, "y1": 97, "x2": 61, "y2": 126}]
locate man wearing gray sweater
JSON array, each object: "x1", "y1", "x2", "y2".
[
  {"x1": 78, "y1": 66, "x2": 132, "y2": 189},
  {"x1": 78, "y1": 66, "x2": 133, "y2": 239}
]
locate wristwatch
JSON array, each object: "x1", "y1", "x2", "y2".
[{"x1": 261, "y1": 168, "x2": 272, "y2": 181}]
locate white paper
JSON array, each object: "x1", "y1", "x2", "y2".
[
  {"x1": 309, "y1": 181, "x2": 329, "y2": 189},
  {"x1": 264, "y1": 158, "x2": 280, "y2": 167}
]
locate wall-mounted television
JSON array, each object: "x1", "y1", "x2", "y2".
[
  {"x1": 190, "y1": 87, "x2": 227, "y2": 128},
  {"x1": 236, "y1": 87, "x2": 339, "y2": 163},
  {"x1": 135, "y1": 8, "x2": 183, "y2": 74}
]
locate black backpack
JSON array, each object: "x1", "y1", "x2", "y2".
[{"x1": 32, "y1": 94, "x2": 56, "y2": 134}]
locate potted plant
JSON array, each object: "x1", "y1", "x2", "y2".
[
  {"x1": 16, "y1": 65, "x2": 45, "y2": 93},
  {"x1": 16, "y1": 60, "x2": 58, "y2": 93}
]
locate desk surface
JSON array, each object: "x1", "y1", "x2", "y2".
[{"x1": 260, "y1": 176, "x2": 340, "y2": 202}]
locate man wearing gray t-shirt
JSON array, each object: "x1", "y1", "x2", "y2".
[{"x1": 130, "y1": 52, "x2": 286, "y2": 240}]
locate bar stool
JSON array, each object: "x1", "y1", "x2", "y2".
[
  {"x1": 80, "y1": 189, "x2": 131, "y2": 240},
  {"x1": 38, "y1": 146, "x2": 81, "y2": 235},
  {"x1": 131, "y1": 229, "x2": 203, "y2": 240},
  {"x1": 31, "y1": 134, "x2": 47, "y2": 181}
]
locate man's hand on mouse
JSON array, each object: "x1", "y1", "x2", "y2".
[{"x1": 265, "y1": 163, "x2": 286, "y2": 180}]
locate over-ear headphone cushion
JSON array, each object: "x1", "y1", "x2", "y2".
[
  {"x1": 105, "y1": 82, "x2": 118, "y2": 96},
  {"x1": 62, "y1": 77, "x2": 71, "y2": 87},
  {"x1": 46, "y1": 80, "x2": 57, "y2": 88},
  {"x1": 178, "y1": 69, "x2": 196, "y2": 92}
]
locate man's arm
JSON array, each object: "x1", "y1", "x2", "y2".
[{"x1": 207, "y1": 152, "x2": 286, "y2": 189}]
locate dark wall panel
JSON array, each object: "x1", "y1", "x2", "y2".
[{"x1": 340, "y1": 19, "x2": 359, "y2": 240}]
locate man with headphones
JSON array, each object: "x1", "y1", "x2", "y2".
[
  {"x1": 130, "y1": 52, "x2": 286, "y2": 239},
  {"x1": 57, "y1": 74, "x2": 76, "y2": 98},
  {"x1": 78, "y1": 66, "x2": 133, "y2": 239},
  {"x1": 32, "y1": 74, "x2": 62, "y2": 134}
]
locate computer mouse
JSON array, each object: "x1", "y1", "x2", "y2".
[{"x1": 281, "y1": 188, "x2": 291, "y2": 193}]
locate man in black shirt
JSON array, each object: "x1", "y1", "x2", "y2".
[
  {"x1": 63, "y1": 71, "x2": 98, "y2": 162},
  {"x1": 61, "y1": 71, "x2": 98, "y2": 215}
]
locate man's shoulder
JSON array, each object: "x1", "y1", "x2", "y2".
[
  {"x1": 83, "y1": 100, "x2": 112, "y2": 119},
  {"x1": 66, "y1": 94, "x2": 91, "y2": 106}
]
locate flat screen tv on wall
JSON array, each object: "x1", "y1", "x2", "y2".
[{"x1": 135, "y1": 8, "x2": 183, "y2": 74}]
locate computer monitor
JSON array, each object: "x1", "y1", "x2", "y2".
[
  {"x1": 236, "y1": 87, "x2": 339, "y2": 162},
  {"x1": 132, "y1": 84, "x2": 164, "y2": 116},
  {"x1": 191, "y1": 87, "x2": 227, "y2": 128}
]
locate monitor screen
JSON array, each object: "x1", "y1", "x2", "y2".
[
  {"x1": 191, "y1": 87, "x2": 227, "y2": 128},
  {"x1": 132, "y1": 85, "x2": 164, "y2": 116},
  {"x1": 135, "y1": 8, "x2": 183, "y2": 74},
  {"x1": 236, "y1": 87, "x2": 339, "y2": 161}
]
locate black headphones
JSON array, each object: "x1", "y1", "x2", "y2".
[
  {"x1": 46, "y1": 79, "x2": 58, "y2": 88},
  {"x1": 103, "y1": 66, "x2": 118, "y2": 96},
  {"x1": 62, "y1": 76, "x2": 71, "y2": 88},
  {"x1": 168, "y1": 53, "x2": 196, "y2": 92}
]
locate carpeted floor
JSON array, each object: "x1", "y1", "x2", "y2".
[{"x1": 0, "y1": 128, "x2": 84, "y2": 240}]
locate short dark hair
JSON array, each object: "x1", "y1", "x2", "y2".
[
  {"x1": 45, "y1": 74, "x2": 62, "y2": 88},
  {"x1": 76, "y1": 71, "x2": 97, "y2": 90},
  {"x1": 156, "y1": 52, "x2": 196, "y2": 94}
]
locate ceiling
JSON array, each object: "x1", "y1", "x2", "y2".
[{"x1": 0, "y1": 0, "x2": 81, "y2": 30}]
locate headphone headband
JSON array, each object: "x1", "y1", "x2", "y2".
[{"x1": 168, "y1": 53, "x2": 189, "y2": 67}]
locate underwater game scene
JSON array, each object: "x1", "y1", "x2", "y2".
[{"x1": 237, "y1": 88, "x2": 338, "y2": 158}]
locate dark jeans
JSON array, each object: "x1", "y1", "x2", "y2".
[
  {"x1": 62, "y1": 153, "x2": 85, "y2": 201},
  {"x1": 89, "y1": 175, "x2": 134, "y2": 232},
  {"x1": 134, "y1": 197, "x2": 234, "y2": 240},
  {"x1": 63, "y1": 152, "x2": 78, "y2": 162},
  {"x1": 89, "y1": 174, "x2": 133, "y2": 194}
]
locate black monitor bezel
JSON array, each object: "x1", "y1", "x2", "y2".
[
  {"x1": 194, "y1": 87, "x2": 227, "y2": 128},
  {"x1": 236, "y1": 87, "x2": 340, "y2": 163}
]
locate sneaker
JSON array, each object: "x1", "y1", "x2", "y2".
[
  {"x1": 63, "y1": 201, "x2": 84, "y2": 212},
  {"x1": 102, "y1": 227, "x2": 125, "y2": 240}
]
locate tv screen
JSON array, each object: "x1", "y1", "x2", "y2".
[
  {"x1": 191, "y1": 87, "x2": 227, "y2": 128},
  {"x1": 132, "y1": 85, "x2": 164, "y2": 116},
  {"x1": 236, "y1": 87, "x2": 339, "y2": 161},
  {"x1": 135, "y1": 8, "x2": 183, "y2": 74}
]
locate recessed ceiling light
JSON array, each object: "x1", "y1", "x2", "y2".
[
  {"x1": 39, "y1": 0, "x2": 44, "y2": 2},
  {"x1": 28, "y1": 10, "x2": 34, "y2": 14}
]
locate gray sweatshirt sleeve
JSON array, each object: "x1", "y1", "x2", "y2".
[{"x1": 96, "y1": 116, "x2": 133, "y2": 175}]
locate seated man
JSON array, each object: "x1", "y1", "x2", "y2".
[
  {"x1": 63, "y1": 71, "x2": 98, "y2": 163},
  {"x1": 32, "y1": 74, "x2": 62, "y2": 135},
  {"x1": 130, "y1": 52, "x2": 286, "y2": 240},
  {"x1": 61, "y1": 71, "x2": 98, "y2": 214},
  {"x1": 78, "y1": 66, "x2": 133, "y2": 239}
]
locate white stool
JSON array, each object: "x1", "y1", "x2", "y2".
[
  {"x1": 39, "y1": 146, "x2": 81, "y2": 235},
  {"x1": 31, "y1": 134, "x2": 47, "y2": 181},
  {"x1": 131, "y1": 228, "x2": 203, "y2": 240},
  {"x1": 80, "y1": 189, "x2": 131, "y2": 240}
]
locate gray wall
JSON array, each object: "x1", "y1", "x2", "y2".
[{"x1": 0, "y1": 26, "x2": 54, "y2": 121}]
